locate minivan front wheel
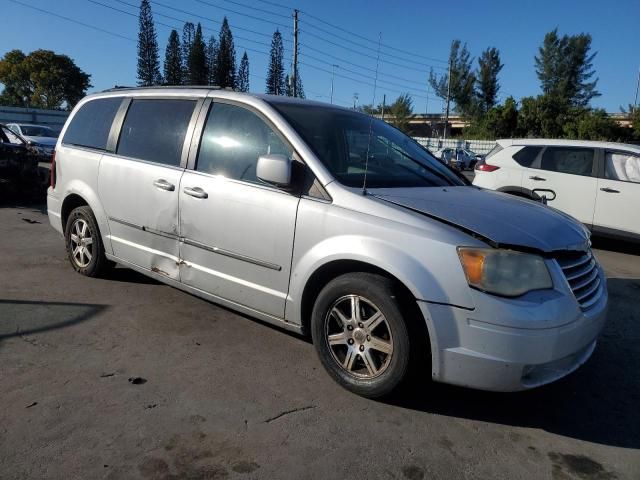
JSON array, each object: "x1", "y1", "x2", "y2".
[
  {"x1": 65, "y1": 206, "x2": 109, "y2": 277},
  {"x1": 311, "y1": 273, "x2": 411, "y2": 398}
]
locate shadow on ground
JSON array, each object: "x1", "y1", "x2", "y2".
[
  {"x1": 385, "y1": 277, "x2": 640, "y2": 450},
  {"x1": 0, "y1": 299, "x2": 107, "y2": 340}
]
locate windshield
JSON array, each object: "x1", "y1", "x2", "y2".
[
  {"x1": 270, "y1": 102, "x2": 465, "y2": 188},
  {"x1": 20, "y1": 125, "x2": 55, "y2": 137}
]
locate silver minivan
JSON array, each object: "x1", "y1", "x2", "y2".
[{"x1": 47, "y1": 87, "x2": 608, "y2": 397}]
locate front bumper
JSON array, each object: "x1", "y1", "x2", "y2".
[{"x1": 419, "y1": 271, "x2": 608, "y2": 392}]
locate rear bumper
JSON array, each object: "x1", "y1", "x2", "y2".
[
  {"x1": 419, "y1": 280, "x2": 608, "y2": 392},
  {"x1": 47, "y1": 187, "x2": 63, "y2": 235}
]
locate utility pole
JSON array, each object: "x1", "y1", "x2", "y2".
[
  {"x1": 634, "y1": 67, "x2": 640, "y2": 112},
  {"x1": 381, "y1": 94, "x2": 386, "y2": 120},
  {"x1": 292, "y1": 9, "x2": 299, "y2": 97},
  {"x1": 443, "y1": 57, "x2": 452, "y2": 141},
  {"x1": 330, "y1": 64, "x2": 338, "y2": 104},
  {"x1": 353, "y1": 93, "x2": 359, "y2": 109}
]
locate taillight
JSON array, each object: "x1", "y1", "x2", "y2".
[
  {"x1": 50, "y1": 150, "x2": 56, "y2": 188},
  {"x1": 475, "y1": 162, "x2": 500, "y2": 172}
]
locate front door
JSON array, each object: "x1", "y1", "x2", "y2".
[
  {"x1": 98, "y1": 98, "x2": 199, "y2": 280},
  {"x1": 593, "y1": 150, "x2": 640, "y2": 238},
  {"x1": 521, "y1": 146, "x2": 598, "y2": 225},
  {"x1": 179, "y1": 101, "x2": 300, "y2": 318}
]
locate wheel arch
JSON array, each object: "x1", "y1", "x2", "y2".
[
  {"x1": 60, "y1": 181, "x2": 113, "y2": 255},
  {"x1": 297, "y1": 259, "x2": 427, "y2": 341}
]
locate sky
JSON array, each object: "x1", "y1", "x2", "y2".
[{"x1": 1, "y1": 0, "x2": 639, "y2": 113}]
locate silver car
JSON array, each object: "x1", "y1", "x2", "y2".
[{"x1": 46, "y1": 87, "x2": 608, "y2": 397}]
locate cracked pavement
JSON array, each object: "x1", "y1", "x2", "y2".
[{"x1": 1, "y1": 204, "x2": 639, "y2": 479}]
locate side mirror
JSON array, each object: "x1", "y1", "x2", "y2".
[{"x1": 256, "y1": 154, "x2": 292, "y2": 187}]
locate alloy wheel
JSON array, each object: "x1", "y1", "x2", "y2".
[{"x1": 324, "y1": 295, "x2": 394, "y2": 379}]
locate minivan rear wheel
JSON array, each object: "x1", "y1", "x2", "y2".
[
  {"x1": 65, "y1": 206, "x2": 109, "y2": 277},
  {"x1": 311, "y1": 273, "x2": 411, "y2": 398}
]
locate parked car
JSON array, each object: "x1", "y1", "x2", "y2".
[
  {"x1": 7, "y1": 123, "x2": 57, "y2": 161},
  {"x1": 473, "y1": 138, "x2": 640, "y2": 242},
  {"x1": 47, "y1": 88, "x2": 608, "y2": 397},
  {"x1": 435, "y1": 147, "x2": 477, "y2": 170},
  {"x1": 0, "y1": 123, "x2": 38, "y2": 187}
]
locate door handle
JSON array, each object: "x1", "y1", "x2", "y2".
[
  {"x1": 600, "y1": 187, "x2": 620, "y2": 193},
  {"x1": 153, "y1": 179, "x2": 175, "y2": 191},
  {"x1": 183, "y1": 186, "x2": 208, "y2": 199},
  {"x1": 529, "y1": 175, "x2": 546, "y2": 181}
]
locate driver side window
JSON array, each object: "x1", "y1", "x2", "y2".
[{"x1": 196, "y1": 102, "x2": 293, "y2": 185}]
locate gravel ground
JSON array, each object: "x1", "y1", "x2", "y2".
[{"x1": 1, "y1": 203, "x2": 639, "y2": 480}]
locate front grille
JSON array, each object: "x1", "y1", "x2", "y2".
[{"x1": 555, "y1": 250, "x2": 604, "y2": 310}]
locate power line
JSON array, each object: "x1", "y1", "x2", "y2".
[
  {"x1": 90, "y1": 0, "x2": 290, "y2": 60},
  {"x1": 300, "y1": 60, "x2": 434, "y2": 101},
  {"x1": 300, "y1": 43, "x2": 428, "y2": 88},
  {"x1": 7, "y1": 0, "x2": 135, "y2": 42},
  {"x1": 301, "y1": 28, "x2": 446, "y2": 73},
  {"x1": 253, "y1": 0, "x2": 293, "y2": 11},
  {"x1": 299, "y1": 18, "x2": 444, "y2": 69},
  {"x1": 192, "y1": 0, "x2": 292, "y2": 30},
  {"x1": 300, "y1": 52, "x2": 430, "y2": 94},
  {"x1": 115, "y1": 0, "x2": 292, "y2": 43},
  {"x1": 300, "y1": 10, "x2": 447, "y2": 64}
]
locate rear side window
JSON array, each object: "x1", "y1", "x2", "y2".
[
  {"x1": 513, "y1": 146, "x2": 542, "y2": 167},
  {"x1": 605, "y1": 151, "x2": 640, "y2": 183},
  {"x1": 117, "y1": 99, "x2": 196, "y2": 166},
  {"x1": 63, "y1": 97, "x2": 122, "y2": 150},
  {"x1": 196, "y1": 102, "x2": 292, "y2": 184},
  {"x1": 540, "y1": 147, "x2": 594, "y2": 176}
]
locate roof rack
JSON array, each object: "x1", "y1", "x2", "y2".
[{"x1": 101, "y1": 85, "x2": 236, "y2": 93}]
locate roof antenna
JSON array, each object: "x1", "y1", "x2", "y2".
[{"x1": 362, "y1": 32, "x2": 382, "y2": 196}]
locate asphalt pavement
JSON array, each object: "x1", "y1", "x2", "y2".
[{"x1": 1, "y1": 203, "x2": 639, "y2": 480}]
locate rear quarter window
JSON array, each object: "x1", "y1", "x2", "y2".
[
  {"x1": 512, "y1": 146, "x2": 542, "y2": 167},
  {"x1": 63, "y1": 97, "x2": 122, "y2": 150}
]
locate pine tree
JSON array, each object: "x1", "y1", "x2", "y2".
[
  {"x1": 476, "y1": 47, "x2": 503, "y2": 112},
  {"x1": 181, "y1": 22, "x2": 195, "y2": 84},
  {"x1": 163, "y1": 30, "x2": 182, "y2": 85},
  {"x1": 429, "y1": 40, "x2": 476, "y2": 115},
  {"x1": 214, "y1": 17, "x2": 237, "y2": 88},
  {"x1": 187, "y1": 23, "x2": 207, "y2": 85},
  {"x1": 284, "y1": 71, "x2": 304, "y2": 98},
  {"x1": 534, "y1": 29, "x2": 599, "y2": 107},
  {"x1": 284, "y1": 74, "x2": 291, "y2": 96},
  {"x1": 294, "y1": 70, "x2": 304, "y2": 98},
  {"x1": 266, "y1": 30, "x2": 285, "y2": 95},
  {"x1": 206, "y1": 35, "x2": 217, "y2": 86},
  {"x1": 136, "y1": 0, "x2": 162, "y2": 86},
  {"x1": 237, "y1": 52, "x2": 250, "y2": 92}
]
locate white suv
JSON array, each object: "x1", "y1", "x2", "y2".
[{"x1": 473, "y1": 139, "x2": 640, "y2": 242}]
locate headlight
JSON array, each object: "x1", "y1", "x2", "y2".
[{"x1": 457, "y1": 247, "x2": 552, "y2": 297}]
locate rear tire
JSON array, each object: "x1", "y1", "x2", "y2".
[
  {"x1": 64, "y1": 206, "x2": 110, "y2": 277},
  {"x1": 311, "y1": 273, "x2": 411, "y2": 398}
]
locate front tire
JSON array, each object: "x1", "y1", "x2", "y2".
[
  {"x1": 311, "y1": 273, "x2": 411, "y2": 398},
  {"x1": 64, "y1": 206, "x2": 110, "y2": 277}
]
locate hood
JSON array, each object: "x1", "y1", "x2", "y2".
[
  {"x1": 24, "y1": 136, "x2": 57, "y2": 146},
  {"x1": 370, "y1": 186, "x2": 590, "y2": 253}
]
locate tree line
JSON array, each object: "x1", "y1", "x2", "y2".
[
  {"x1": 137, "y1": 0, "x2": 303, "y2": 97},
  {"x1": 427, "y1": 29, "x2": 639, "y2": 141}
]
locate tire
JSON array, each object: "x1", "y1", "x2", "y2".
[
  {"x1": 311, "y1": 272, "x2": 412, "y2": 398},
  {"x1": 64, "y1": 206, "x2": 110, "y2": 277}
]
